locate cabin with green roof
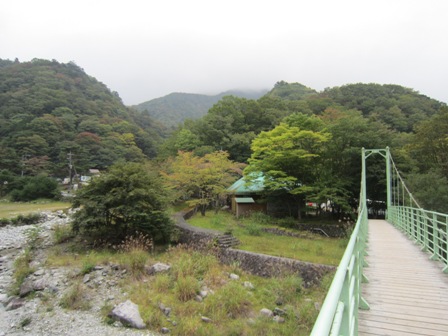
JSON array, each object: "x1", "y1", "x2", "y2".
[{"x1": 227, "y1": 175, "x2": 267, "y2": 217}]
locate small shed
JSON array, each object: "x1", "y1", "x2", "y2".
[{"x1": 227, "y1": 175, "x2": 267, "y2": 217}]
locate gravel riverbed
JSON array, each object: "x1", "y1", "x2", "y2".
[{"x1": 0, "y1": 211, "x2": 157, "y2": 336}]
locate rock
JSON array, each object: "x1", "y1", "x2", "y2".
[
  {"x1": 243, "y1": 281, "x2": 254, "y2": 290},
  {"x1": 0, "y1": 293, "x2": 9, "y2": 305},
  {"x1": 147, "y1": 262, "x2": 171, "y2": 275},
  {"x1": 19, "y1": 280, "x2": 34, "y2": 297},
  {"x1": 274, "y1": 307, "x2": 286, "y2": 316},
  {"x1": 159, "y1": 303, "x2": 172, "y2": 317},
  {"x1": 201, "y1": 316, "x2": 212, "y2": 323},
  {"x1": 314, "y1": 302, "x2": 322, "y2": 311},
  {"x1": 33, "y1": 277, "x2": 48, "y2": 291},
  {"x1": 161, "y1": 327, "x2": 171, "y2": 334},
  {"x1": 260, "y1": 308, "x2": 273, "y2": 318},
  {"x1": 83, "y1": 274, "x2": 90, "y2": 283},
  {"x1": 6, "y1": 297, "x2": 25, "y2": 311},
  {"x1": 93, "y1": 265, "x2": 103, "y2": 271},
  {"x1": 110, "y1": 300, "x2": 146, "y2": 329},
  {"x1": 229, "y1": 273, "x2": 240, "y2": 280},
  {"x1": 194, "y1": 295, "x2": 203, "y2": 302},
  {"x1": 113, "y1": 321, "x2": 123, "y2": 328},
  {"x1": 199, "y1": 290, "x2": 208, "y2": 298},
  {"x1": 34, "y1": 269, "x2": 45, "y2": 276},
  {"x1": 273, "y1": 316, "x2": 285, "y2": 323}
]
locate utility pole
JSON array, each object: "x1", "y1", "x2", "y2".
[{"x1": 68, "y1": 152, "x2": 73, "y2": 192}]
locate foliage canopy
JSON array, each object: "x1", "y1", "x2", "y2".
[{"x1": 72, "y1": 162, "x2": 172, "y2": 243}]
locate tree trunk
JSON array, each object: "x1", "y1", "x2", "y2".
[{"x1": 297, "y1": 202, "x2": 302, "y2": 221}]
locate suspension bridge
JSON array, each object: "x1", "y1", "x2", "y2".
[{"x1": 311, "y1": 148, "x2": 448, "y2": 336}]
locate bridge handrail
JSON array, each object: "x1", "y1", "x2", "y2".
[
  {"x1": 388, "y1": 205, "x2": 448, "y2": 273},
  {"x1": 310, "y1": 204, "x2": 369, "y2": 335}
]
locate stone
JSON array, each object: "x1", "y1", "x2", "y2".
[
  {"x1": 6, "y1": 297, "x2": 25, "y2": 311},
  {"x1": 314, "y1": 302, "x2": 322, "y2": 311},
  {"x1": 229, "y1": 273, "x2": 240, "y2": 280},
  {"x1": 158, "y1": 303, "x2": 171, "y2": 317},
  {"x1": 147, "y1": 262, "x2": 171, "y2": 275},
  {"x1": 0, "y1": 293, "x2": 9, "y2": 305},
  {"x1": 260, "y1": 308, "x2": 273, "y2": 318},
  {"x1": 194, "y1": 295, "x2": 203, "y2": 302},
  {"x1": 110, "y1": 300, "x2": 146, "y2": 329},
  {"x1": 33, "y1": 269, "x2": 45, "y2": 276},
  {"x1": 161, "y1": 327, "x2": 171, "y2": 334},
  {"x1": 274, "y1": 307, "x2": 286, "y2": 316},
  {"x1": 243, "y1": 281, "x2": 254, "y2": 290},
  {"x1": 201, "y1": 316, "x2": 212, "y2": 323},
  {"x1": 273, "y1": 316, "x2": 285, "y2": 323},
  {"x1": 33, "y1": 277, "x2": 48, "y2": 291},
  {"x1": 199, "y1": 290, "x2": 208, "y2": 298},
  {"x1": 83, "y1": 274, "x2": 90, "y2": 283},
  {"x1": 19, "y1": 280, "x2": 34, "y2": 297},
  {"x1": 113, "y1": 321, "x2": 123, "y2": 328}
]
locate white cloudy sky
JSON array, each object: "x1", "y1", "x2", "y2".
[{"x1": 2, "y1": 0, "x2": 448, "y2": 105}]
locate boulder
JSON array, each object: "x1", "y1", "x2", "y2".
[
  {"x1": 6, "y1": 297, "x2": 25, "y2": 311},
  {"x1": 109, "y1": 300, "x2": 146, "y2": 329},
  {"x1": 260, "y1": 308, "x2": 273, "y2": 318},
  {"x1": 146, "y1": 262, "x2": 171, "y2": 275}
]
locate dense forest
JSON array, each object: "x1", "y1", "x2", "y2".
[
  {"x1": 1, "y1": 58, "x2": 447, "y2": 213},
  {"x1": 0, "y1": 58, "x2": 165, "y2": 178}
]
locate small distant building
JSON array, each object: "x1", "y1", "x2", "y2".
[{"x1": 227, "y1": 174, "x2": 267, "y2": 217}]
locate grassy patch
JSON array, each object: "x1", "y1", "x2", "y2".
[
  {"x1": 187, "y1": 211, "x2": 346, "y2": 265},
  {"x1": 0, "y1": 200, "x2": 71, "y2": 219},
  {"x1": 126, "y1": 245, "x2": 328, "y2": 336},
  {"x1": 59, "y1": 280, "x2": 91, "y2": 310}
]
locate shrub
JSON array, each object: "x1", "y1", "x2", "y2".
[
  {"x1": 10, "y1": 175, "x2": 59, "y2": 202},
  {"x1": 10, "y1": 247, "x2": 34, "y2": 295},
  {"x1": 59, "y1": 281, "x2": 91, "y2": 310},
  {"x1": 53, "y1": 224, "x2": 75, "y2": 244},
  {"x1": 175, "y1": 275, "x2": 199, "y2": 301},
  {"x1": 245, "y1": 222, "x2": 262, "y2": 236},
  {"x1": 72, "y1": 162, "x2": 173, "y2": 244}
]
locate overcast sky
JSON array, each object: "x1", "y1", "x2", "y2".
[{"x1": 2, "y1": 0, "x2": 448, "y2": 105}]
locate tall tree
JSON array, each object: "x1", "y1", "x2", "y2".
[
  {"x1": 162, "y1": 151, "x2": 242, "y2": 215},
  {"x1": 245, "y1": 114, "x2": 330, "y2": 219}
]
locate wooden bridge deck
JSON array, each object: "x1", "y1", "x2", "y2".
[{"x1": 359, "y1": 220, "x2": 448, "y2": 336}]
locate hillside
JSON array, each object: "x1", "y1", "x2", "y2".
[
  {"x1": 0, "y1": 59, "x2": 165, "y2": 177},
  {"x1": 133, "y1": 89, "x2": 267, "y2": 128}
]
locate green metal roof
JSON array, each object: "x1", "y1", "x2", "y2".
[
  {"x1": 227, "y1": 174, "x2": 265, "y2": 195},
  {"x1": 235, "y1": 197, "x2": 255, "y2": 203}
]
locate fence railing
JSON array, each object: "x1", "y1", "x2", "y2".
[
  {"x1": 310, "y1": 205, "x2": 370, "y2": 335},
  {"x1": 388, "y1": 206, "x2": 448, "y2": 273}
]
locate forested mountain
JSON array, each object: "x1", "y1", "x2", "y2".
[
  {"x1": 0, "y1": 58, "x2": 166, "y2": 177},
  {"x1": 161, "y1": 81, "x2": 447, "y2": 212},
  {"x1": 133, "y1": 90, "x2": 267, "y2": 128}
]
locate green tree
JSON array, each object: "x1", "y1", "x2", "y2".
[
  {"x1": 245, "y1": 115, "x2": 330, "y2": 219},
  {"x1": 9, "y1": 175, "x2": 59, "y2": 201},
  {"x1": 72, "y1": 162, "x2": 172, "y2": 243},
  {"x1": 163, "y1": 151, "x2": 242, "y2": 215},
  {"x1": 410, "y1": 107, "x2": 448, "y2": 178}
]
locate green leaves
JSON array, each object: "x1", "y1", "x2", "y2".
[{"x1": 72, "y1": 162, "x2": 172, "y2": 243}]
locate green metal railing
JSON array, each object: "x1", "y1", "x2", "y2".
[
  {"x1": 311, "y1": 147, "x2": 448, "y2": 335},
  {"x1": 386, "y1": 152, "x2": 448, "y2": 273},
  {"x1": 388, "y1": 206, "x2": 448, "y2": 273},
  {"x1": 310, "y1": 149, "x2": 371, "y2": 336}
]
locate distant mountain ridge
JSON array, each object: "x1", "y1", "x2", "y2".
[{"x1": 133, "y1": 89, "x2": 268, "y2": 128}]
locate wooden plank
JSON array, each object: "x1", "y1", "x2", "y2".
[{"x1": 358, "y1": 220, "x2": 448, "y2": 335}]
